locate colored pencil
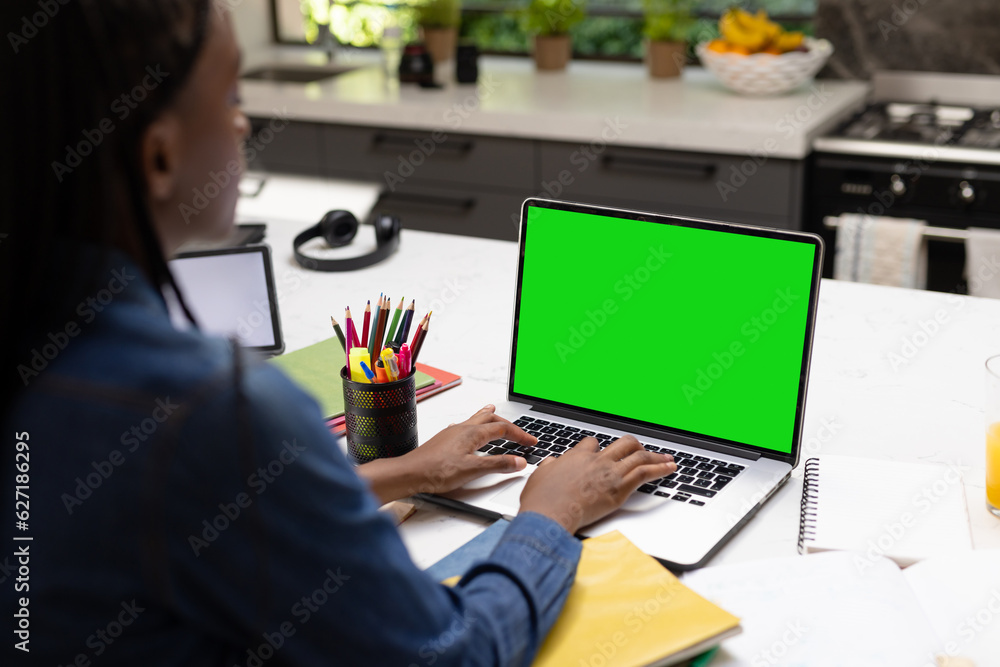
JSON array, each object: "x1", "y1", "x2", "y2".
[
  {"x1": 367, "y1": 294, "x2": 382, "y2": 362},
  {"x1": 410, "y1": 312, "x2": 430, "y2": 364},
  {"x1": 330, "y1": 315, "x2": 346, "y2": 351},
  {"x1": 342, "y1": 315, "x2": 351, "y2": 373},
  {"x1": 361, "y1": 300, "x2": 371, "y2": 349},
  {"x1": 386, "y1": 296, "x2": 404, "y2": 346},
  {"x1": 397, "y1": 299, "x2": 416, "y2": 346},
  {"x1": 345, "y1": 307, "x2": 361, "y2": 349},
  {"x1": 410, "y1": 311, "x2": 428, "y2": 349},
  {"x1": 372, "y1": 296, "x2": 389, "y2": 367}
]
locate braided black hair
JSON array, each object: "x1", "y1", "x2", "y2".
[{"x1": 0, "y1": 0, "x2": 208, "y2": 412}]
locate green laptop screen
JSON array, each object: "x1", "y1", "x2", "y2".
[{"x1": 511, "y1": 205, "x2": 818, "y2": 454}]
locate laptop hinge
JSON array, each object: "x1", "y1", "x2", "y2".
[{"x1": 528, "y1": 404, "x2": 761, "y2": 461}]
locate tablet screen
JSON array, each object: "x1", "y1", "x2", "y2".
[{"x1": 168, "y1": 245, "x2": 284, "y2": 354}]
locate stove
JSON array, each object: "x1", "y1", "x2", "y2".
[
  {"x1": 814, "y1": 101, "x2": 1000, "y2": 165},
  {"x1": 806, "y1": 71, "x2": 1000, "y2": 293}
]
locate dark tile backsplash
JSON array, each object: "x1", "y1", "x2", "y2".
[{"x1": 816, "y1": 0, "x2": 1000, "y2": 79}]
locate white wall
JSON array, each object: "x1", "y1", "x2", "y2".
[{"x1": 229, "y1": 0, "x2": 272, "y2": 56}]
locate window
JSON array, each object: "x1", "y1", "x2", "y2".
[{"x1": 272, "y1": 0, "x2": 815, "y2": 61}]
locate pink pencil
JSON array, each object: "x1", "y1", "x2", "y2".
[{"x1": 345, "y1": 307, "x2": 360, "y2": 349}]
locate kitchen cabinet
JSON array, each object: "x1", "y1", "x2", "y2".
[
  {"x1": 537, "y1": 142, "x2": 804, "y2": 230},
  {"x1": 246, "y1": 118, "x2": 805, "y2": 240}
]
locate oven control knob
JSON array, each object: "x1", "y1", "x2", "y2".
[
  {"x1": 959, "y1": 180, "x2": 976, "y2": 204},
  {"x1": 890, "y1": 174, "x2": 906, "y2": 196}
]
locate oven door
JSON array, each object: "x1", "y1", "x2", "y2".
[{"x1": 805, "y1": 152, "x2": 1000, "y2": 293}]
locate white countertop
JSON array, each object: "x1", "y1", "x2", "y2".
[
  {"x1": 237, "y1": 172, "x2": 1000, "y2": 574},
  {"x1": 241, "y1": 49, "x2": 870, "y2": 159}
]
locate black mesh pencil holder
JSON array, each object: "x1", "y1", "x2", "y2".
[{"x1": 341, "y1": 367, "x2": 418, "y2": 464}]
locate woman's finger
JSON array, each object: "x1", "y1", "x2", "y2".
[
  {"x1": 462, "y1": 404, "x2": 497, "y2": 426},
  {"x1": 601, "y1": 434, "x2": 644, "y2": 461},
  {"x1": 481, "y1": 420, "x2": 537, "y2": 446}
]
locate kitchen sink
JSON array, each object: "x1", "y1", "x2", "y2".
[{"x1": 241, "y1": 64, "x2": 360, "y2": 83}]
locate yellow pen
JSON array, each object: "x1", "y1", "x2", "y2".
[
  {"x1": 350, "y1": 347, "x2": 372, "y2": 383},
  {"x1": 380, "y1": 348, "x2": 399, "y2": 381}
]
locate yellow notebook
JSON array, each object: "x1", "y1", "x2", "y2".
[
  {"x1": 534, "y1": 531, "x2": 741, "y2": 667},
  {"x1": 444, "y1": 530, "x2": 740, "y2": 667}
]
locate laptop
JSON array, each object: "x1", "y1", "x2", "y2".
[
  {"x1": 167, "y1": 244, "x2": 285, "y2": 356},
  {"x1": 432, "y1": 198, "x2": 824, "y2": 570}
]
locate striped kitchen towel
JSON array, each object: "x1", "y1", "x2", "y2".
[{"x1": 833, "y1": 214, "x2": 927, "y2": 289}]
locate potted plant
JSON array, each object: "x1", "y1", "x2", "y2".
[
  {"x1": 519, "y1": 0, "x2": 586, "y2": 71},
  {"x1": 418, "y1": 0, "x2": 462, "y2": 64},
  {"x1": 642, "y1": 0, "x2": 694, "y2": 78}
]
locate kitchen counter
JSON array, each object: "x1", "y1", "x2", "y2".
[{"x1": 240, "y1": 50, "x2": 870, "y2": 159}]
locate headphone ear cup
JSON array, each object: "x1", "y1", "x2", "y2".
[
  {"x1": 319, "y1": 210, "x2": 359, "y2": 248},
  {"x1": 373, "y1": 213, "x2": 401, "y2": 244}
]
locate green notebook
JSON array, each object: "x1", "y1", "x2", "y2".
[{"x1": 269, "y1": 336, "x2": 435, "y2": 419}]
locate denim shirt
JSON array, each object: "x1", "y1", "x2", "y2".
[{"x1": 2, "y1": 257, "x2": 581, "y2": 666}]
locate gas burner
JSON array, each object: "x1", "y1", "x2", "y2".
[
  {"x1": 956, "y1": 109, "x2": 1000, "y2": 149},
  {"x1": 838, "y1": 103, "x2": 976, "y2": 146},
  {"x1": 884, "y1": 103, "x2": 974, "y2": 127}
]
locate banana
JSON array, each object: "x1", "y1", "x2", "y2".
[
  {"x1": 720, "y1": 9, "x2": 770, "y2": 51},
  {"x1": 753, "y1": 10, "x2": 782, "y2": 42},
  {"x1": 774, "y1": 31, "x2": 805, "y2": 53}
]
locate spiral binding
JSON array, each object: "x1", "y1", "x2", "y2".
[{"x1": 797, "y1": 457, "x2": 821, "y2": 554}]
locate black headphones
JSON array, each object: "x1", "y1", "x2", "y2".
[{"x1": 293, "y1": 210, "x2": 401, "y2": 272}]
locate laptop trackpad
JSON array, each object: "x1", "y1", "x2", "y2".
[
  {"x1": 488, "y1": 477, "x2": 528, "y2": 511},
  {"x1": 487, "y1": 478, "x2": 661, "y2": 514}
]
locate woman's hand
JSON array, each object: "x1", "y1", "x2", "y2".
[
  {"x1": 519, "y1": 435, "x2": 676, "y2": 535},
  {"x1": 356, "y1": 405, "x2": 535, "y2": 504}
]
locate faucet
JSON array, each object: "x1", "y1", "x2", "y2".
[{"x1": 319, "y1": 20, "x2": 338, "y2": 64}]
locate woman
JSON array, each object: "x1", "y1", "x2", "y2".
[{"x1": 0, "y1": 1, "x2": 675, "y2": 664}]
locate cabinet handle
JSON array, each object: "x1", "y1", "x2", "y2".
[
  {"x1": 372, "y1": 133, "x2": 474, "y2": 155},
  {"x1": 601, "y1": 154, "x2": 716, "y2": 179},
  {"x1": 378, "y1": 192, "x2": 476, "y2": 213}
]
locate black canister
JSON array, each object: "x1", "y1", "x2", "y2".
[{"x1": 341, "y1": 367, "x2": 418, "y2": 464}]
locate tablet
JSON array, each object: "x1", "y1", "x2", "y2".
[{"x1": 168, "y1": 244, "x2": 285, "y2": 355}]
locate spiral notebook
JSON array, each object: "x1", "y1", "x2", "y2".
[{"x1": 797, "y1": 455, "x2": 973, "y2": 567}]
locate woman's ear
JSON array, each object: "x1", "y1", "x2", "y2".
[{"x1": 141, "y1": 114, "x2": 182, "y2": 203}]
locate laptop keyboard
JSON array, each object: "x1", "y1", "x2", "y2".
[{"x1": 476, "y1": 415, "x2": 746, "y2": 507}]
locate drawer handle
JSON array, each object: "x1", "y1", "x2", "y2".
[
  {"x1": 601, "y1": 155, "x2": 716, "y2": 179},
  {"x1": 372, "y1": 133, "x2": 474, "y2": 155},
  {"x1": 379, "y1": 192, "x2": 476, "y2": 213}
]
